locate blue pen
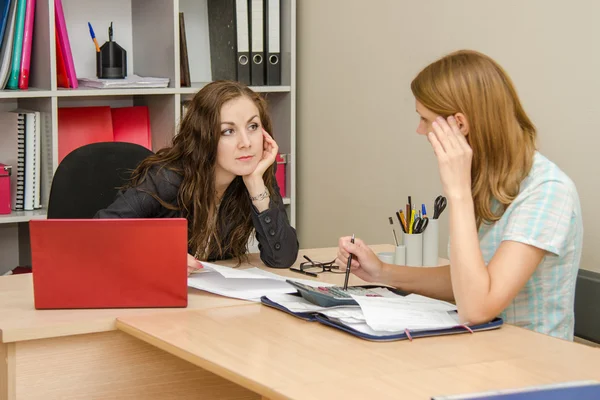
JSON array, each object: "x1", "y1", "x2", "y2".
[
  {"x1": 88, "y1": 22, "x2": 100, "y2": 52},
  {"x1": 422, "y1": 203, "x2": 427, "y2": 218}
]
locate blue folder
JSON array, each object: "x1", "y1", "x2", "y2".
[
  {"x1": 260, "y1": 289, "x2": 503, "y2": 342},
  {"x1": 431, "y1": 381, "x2": 600, "y2": 399}
]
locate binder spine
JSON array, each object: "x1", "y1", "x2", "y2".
[
  {"x1": 265, "y1": 0, "x2": 281, "y2": 85},
  {"x1": 235, "y1": 0, "x2": 251, "y2": 85},
  {"x1": 250, "y1": 0, "x2": 265, "y2": 85}
]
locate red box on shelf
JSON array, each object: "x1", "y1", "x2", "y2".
[
  {"x1": 276, "y1": 154, "x2": 287, "y2": 198},
  {"x1": 0, "y1": 164, "x2": 11, "y2": 215}
]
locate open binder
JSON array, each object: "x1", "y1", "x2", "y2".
[{"x1": 261, "y1": 287, "x2": 503, "y2": 342}]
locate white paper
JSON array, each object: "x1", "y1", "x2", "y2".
[
  {"x1": 351, "y1": 295, "x2": 460, "y2": 332},
  {"x1": 77, "y1": 74, "x2": 170, "y2": 89}
]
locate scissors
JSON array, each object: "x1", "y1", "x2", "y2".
[
  {"x1": 412, "y1": 216, "x2": 429, "y2": 234},
  {"x1": 433, "y1": 195, "x2": 447, "y2": 219}
]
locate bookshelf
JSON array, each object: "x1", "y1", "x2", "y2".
[{"x1": 0, "y1": 0, "x2": 296, "y2": 274}]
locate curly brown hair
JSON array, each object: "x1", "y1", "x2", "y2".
[{"x1": 127, "y1": 80, "x2": 276, "y2": 263}]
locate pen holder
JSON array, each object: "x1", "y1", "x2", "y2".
[
  {"x1": 422, "y1": 218, "x2": 439, "y2": 267},
  {"x1": 394, "y1": 244, "x2": 406, "y2": 265},
  {"x1": 403, "y1": 233, "x2": 423, "y2": 266},
  {"x1": 377, "y1": 252, "x2": 395, "y2": 264},
  {"x1": 96, "y1": 40, "x2": 127, "y2": 79}
]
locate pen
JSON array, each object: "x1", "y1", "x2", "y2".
[
  {"x1": 399, "y1": 210, "x2": 408, "y2": 233},
  {"x1": 88, "y1": 22, "x2": 100, "y2": 52},
  {"x1": 343, "y1": 234, "x2": 355, "y2": 290},
  {"x1": 409, "y1": 209, "x2": 415, "y2": 234},
  {"x1": 422, "y1": 203, "x2": 427, "y2": 218},
  {"x1": 389, "y1": 217, "x2": 399, "y2": 246}
]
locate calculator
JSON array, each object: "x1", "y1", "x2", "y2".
[{"x1": 285, "y1": 280, "x2": 386, "y2": 307}]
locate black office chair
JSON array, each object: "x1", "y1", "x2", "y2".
[
  {"x1": 47, "y1": 142, "x2": 154, "y2": 219},
  {"x1": 574, "y1": 269, "x2": 600, "y2": 344}
]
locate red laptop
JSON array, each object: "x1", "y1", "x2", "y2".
[{"x1": 29, "y1": 218, "x2": 188, "y2": 309}]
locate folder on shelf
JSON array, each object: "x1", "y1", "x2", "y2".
[
  {"x1": 0, "y1": 0, "x2": 17, "y2": 89},
  {"x1": 261, "y1": 289, "x2": 504, "y2": 342},
  {"x1": 179, "y1": 12, "x2": 190, "y2": 87},
  {"x1": 55, "y1": 29, "x2": 69, "y2": 88},
  {"x1": 54, "y1": 0, "x2": 77, "y2": 88},
  {"x1": 111, "y1": 106, "x2": 152, "y2": 151},
  {"x1": 58, "y1": 106, "x2": 113, "y2": 163},
  {"x1": 0, "y1": 111, "x2": 25, "y2": 210},
  {"x1": 0, "y1": 0, "x2": 12, "y2": 46},
  {"x1": 207, "y1": 0, "x2": 237, "y2": 81},
  {"x1": 6, "y1": 0, "x2": 25, "y2": 90},
  {"x1": 235, "y1": 0, "x2": 251, "y2": 85},
  {"x1": 265, "y1": 0, "x2": 280, "y2": 85},
  {"x1": 18, "y1": 0, "x2": 35, "y2": 90},
  {"x1": 250, "y1": 0, "x2": 265, "y2": 85}
]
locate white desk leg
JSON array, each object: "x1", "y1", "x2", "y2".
[{"x1": 0, "y1": 342, "x2": 16, "y2": 400}]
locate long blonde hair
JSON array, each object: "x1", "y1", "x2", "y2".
[{"x1": 411, "y1": 50, "x2": 537, "y2": 227}]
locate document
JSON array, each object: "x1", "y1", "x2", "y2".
[
  {"x1": 187, "y1": 262, "x2": 333, "y2": 302},
  {"x1": 351, "y1": 295, "x2": 460, "y2": 332}
]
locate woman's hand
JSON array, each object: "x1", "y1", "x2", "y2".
[
  {"x1": 335, "y1": 236, "x2": 385, "y2": 282},
  {"x1": 428, "y1": 116, "x2": 473, "y2": 200},
  {"x1": 243, "y1": 130, "x2": 278, "y2": 186},
  {"x1": 187, "y1": 253, "x2": 203, "y2": 275}
]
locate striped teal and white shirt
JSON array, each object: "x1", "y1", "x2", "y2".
[{"x1": 475, "y1": 152, "x2": 583, "y2": 340}]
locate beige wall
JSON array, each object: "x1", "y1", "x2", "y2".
[{"x1": 296, "y1": 1, "x2": 599, "y2": 272}]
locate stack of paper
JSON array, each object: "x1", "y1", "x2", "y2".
[
  {"x1": 77, "y1": 75, "x2": 170, "y2": 89},
  {"x1": 187, "y1": 262, "x2": 334, "y2": 302},
  {"x1": 265, "y1": 291, "x2": 461, "y2": 337}
]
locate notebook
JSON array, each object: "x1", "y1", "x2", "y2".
[
  {"x1": 18, "y1": 0, "x2": 35, "y2": 89},
  {"x1": 57, "y1": 106, "x2": 113, "y2": 162},
  {"x1": 261, "y1": 289, "x2": 503, "y2": 342},
  {"x1": 5, "y1": 0, "x2": 25, "y2": 89},
  {"x1": 54, "y1": 0, "x2": 77, "y2": 88},
  {"x1": 0, "y1": 0, "x2": 16, "y2": 89},
  {"x1": 111, "y1": 106, "x2": 152, "y2": 150},
  {"x1": 431, "y1": 380, "x2": 600, "y2": 399},
  {"x1": 30, "y1": 218, "x2": 189, "y2": 309}
]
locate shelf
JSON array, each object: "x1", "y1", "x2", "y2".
[
  {"x1": 179, "y1": 82, "x2": 291, "y2": 95},
  {"x1": 0, "y1": 210, "x2": 48, "y2": 224},
  {"x1": 0, "y1": 88, "x2": 53, "y2": 99},
  {"x1": 56, "y1": 87, "x2": 179, "y2": 97}
]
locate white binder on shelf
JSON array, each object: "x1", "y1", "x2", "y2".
[
  {"x1": 265, "y1": 0, "x2": 280, "y2": 85},
  {"x1": 250, "y1": 0, "x2": 265, "y2": 85},
  {"x1": 235, "y1": 0, "x2": 250, "y2": 85}
]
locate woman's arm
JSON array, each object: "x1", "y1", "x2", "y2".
[{"x1": 247, "y1": 170, "x2": 299, "y2": 268}]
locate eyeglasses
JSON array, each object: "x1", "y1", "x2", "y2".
[{"x1": 289, "y1": 255, "x2": 345, "y2": 277}]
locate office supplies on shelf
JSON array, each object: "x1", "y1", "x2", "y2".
[
  {"x1": 207, "y1": 0, "x2": 237, "y2": 81},
  {"x1": 265, "y1": 0, "x2": 281, "y2": 85},
  {"x1": 6, "y1": 0, "x2": 25, "y2": 89},
  {"x1": 0, "y1": 111, "x2": 24, "y2": 210},
  {"x1": 0, "y1": 0, "x2": 11, "y2": 46},
  {"x1": 77, "y1": 74, "x2": 169, "y2": 89},
  {"x1": 342, "y1": 234, "x2": 355, "y2": 290},
  {"x1": 58, "y1": 106, "x2": 113, "y2": 163},
  {"x1": 54, "y1": 0, "x2": 77, "y2": 88},
  {"x1": 250, "y1": 0, "x2": 265, "y2": 85},
  {"x1": 187, "y1": 262, "x2": 332, "y2": 302},
  {"x1": 178, "y1": 12, "x2": 190, "y2": 87},
  {"x1": 431, "y1": 380, "x2": 600, "y2": 400},
  {"x1": 30, "y1": 218, "x2": 188, "y2": 309},
  {"x1": 96, "y1": 22, "x2": 127, "y2": 79},
  {"x1": 87, "y1": 22, "x2": 100, "y2": 52},
  {"x1": 262, "y1": 290, "x2": 503, "y2": 341},
  {"x1": 389, "y1": 216, "x2": 399, "y2": 246},
  {"x1": 0, "y1": 163, "x2": 10, "y2": 214},
  {"x1": 235, "y1": 0, "x2": 251, "y2": 85},
  {"x1": 0, "y1": 0, "x2": 16, "y2": 89},
  {"x1": 111, "y1": 106, "x2": 152, "y2": 150},
  {"x1": 18, "y1": 0, "x2": 35, "y2": 89},
  {"x1": 275, "y1": 153, "x2": 286, "y2": 196},
  {"x1": 433, "y1": 195, "x2": 447, "y2": 219}
]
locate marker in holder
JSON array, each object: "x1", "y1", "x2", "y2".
[{"x1": 96, "y1": 22, "x2": 127, "y2": 79}]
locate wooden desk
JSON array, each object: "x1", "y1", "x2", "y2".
[
  {"x1": 0, "y1": 245, "x2": 391, "y2": 399},
  {"x1": 117, "y1": 302, "x2": 600, "y2": 400}
]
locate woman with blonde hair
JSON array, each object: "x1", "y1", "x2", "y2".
[{"x1": 336, "y1": 50, "x2": 583, "y2": 340}]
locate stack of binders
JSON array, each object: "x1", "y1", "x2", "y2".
[{"x1": 207, "y1": 0, "x2": 281, "y2": 86}]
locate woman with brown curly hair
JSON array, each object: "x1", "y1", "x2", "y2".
[{"x1": 95, "y1": 81, "x2": 298, "y2": 271}]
